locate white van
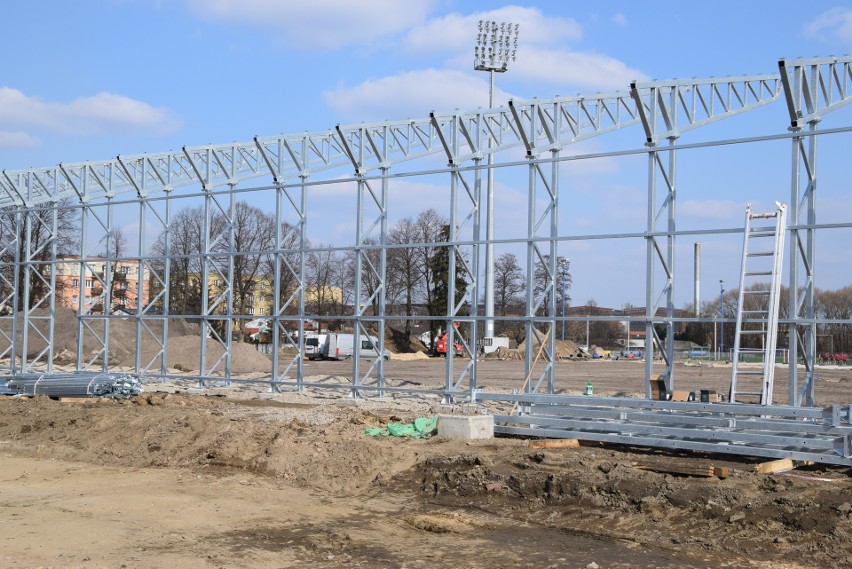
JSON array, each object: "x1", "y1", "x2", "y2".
[
  {"x1": 304, "y1": 333, "x2": 327, "y2": 360},
  {"x1": 321, "y1": 333, "x2": 391, "y2": 360}
]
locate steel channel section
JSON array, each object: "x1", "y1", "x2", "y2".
[
  {"x1": 145, "y1": 195, "x2": 170, "y2": 376},
  {"x1": 431, "y1": 112, "x2": 481, "y2": 399},
  {"x1": 339, "y1": 125, "x2": 390, "y2": 395},
  {"x1": 0, "y1": 210, "x2": 21, "y2": 367},
  {"x1": 482, "y1": 394, "x2": 852, "y2": 464},
  {"x1": 634, "y1": 85, "x2": 678, "y2": 396},
  {"x1": 518, "y1": 102, "x2": 559, "y2": 394},
  {"x1": 481, "y1": 392, "x2": 840, "y2": 419},
  {"x1": 788, "y1": 125, "x2": 818, "y2": 406},
  {"x1": 449, "y1": 121, "x2": 479, "y2": 397},
  {"x1": 497, "y1": 424, "x2": 851, "y2": 466},
  {"x1": 79, "y1": 182, "x2": 115, "y2": 371},
  {"x1": 780, "y1": 56, "x2": 852, "y2": 405},
  {"x1": 501, "y1": 415, "x2": 843, "y2": 454},
  {"x1": 258, "y1": 134, "x2": 310, "y2": 392}
]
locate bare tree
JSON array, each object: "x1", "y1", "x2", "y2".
[
  {"x1": 150, "y1": 205, "x2": 206, "y2": 316},
  {"x1": 262, "y1": 220, "x2": 305, "y2": 317},
  {"x1": 214, "y1": 202, "x2": 275, "y2": 336},
  {"x1": 532, "y1": 254, "x2": 571, "y2": 317},
  {"x1": 0, "y1": 200, "x2": 79, "y2": 310},
  {"x1": 816, "y1": 286, "x2": 852, "y2": 353},
  {"x1": 305, "y1": 247, "x2": 343, "y2": 331},
  {"x1": 493, "y1": 252, "x2": 525, "y2": 316},
  {"x1": 105, "y1": 226, "x2": 129, "y2": 313},
  {"x1": 414, "y1": 209, "x2": 448, "y2": 345},
  {"x1": 388, "y1": 217, "x2": 423, "y2": 336}
]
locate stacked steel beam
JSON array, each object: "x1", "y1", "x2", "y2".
[{"x1": 1, "y1": 373, "x2": 143, "y2": 399}]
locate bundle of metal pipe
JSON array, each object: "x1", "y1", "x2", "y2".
[{"x1": 2, "y1": 373, "x2": 143, "y2": 399}]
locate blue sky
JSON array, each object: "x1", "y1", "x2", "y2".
[{"x1": 2, "y1": 1, "x2": 852, "y2": 310}]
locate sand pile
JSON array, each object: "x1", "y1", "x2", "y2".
[
  {"x1": 1, "y1": 307, "x2": 271, "y2": 373},
  {"x1": 517, "y1": 337, "x2": 587, "y2": 358},
  {"x1": 392, "y1": 351, "x2": 430, "y2": 361}
]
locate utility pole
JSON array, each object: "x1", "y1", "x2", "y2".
[
  {"x1": 474, "y1": 20, "x2": 519, "y2": 345},
  {"x1": 719, "y1": 280, "x2": 725, "y2": 359}
]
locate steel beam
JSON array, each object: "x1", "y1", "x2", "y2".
[{"x1": 780, "y1": 56, "x2": 852, "y2": 406}]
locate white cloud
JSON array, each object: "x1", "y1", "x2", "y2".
[
  {"x1": 324, "y1": 69, "x2": 511, "y2": 121},
  {"x1": 327, "y1": 6, "x2": 644, "y2": 120},
  {"x1": 403, "y1": 6, "x2": 643, "y2": 92},
  {"x1": 0, "y1": 130, "x2": 39, "y2": 149},
  {"x1": 612, "y1": 12, "x2": 628, "y2": 28},
  {"x1": 324, "y1": 51, "x2": 646, "y2": 123},
  {"x1": 187, "y1": 0, "x2": 436, "y2": 49},
  {"x1": 514, "y1": 46, "x2": 648, "y2": 92},
  {"x1": 0, "y1": 87, "x2": 181, "y2": 136},
  {"x1": 805, "y1": 7, "x2": 852, "y2": 42}
]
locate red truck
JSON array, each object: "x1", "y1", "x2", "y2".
[{"x1": 434, "y1": 333, "x2": 463, "y2": 357}]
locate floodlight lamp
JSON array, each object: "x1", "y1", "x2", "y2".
[{"x1": 474, "y1": 19, "x2": 519, "y2": 72}]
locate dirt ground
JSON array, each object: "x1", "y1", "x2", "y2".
[{"x1": 1, "y1": 359, "x2": 851, "y2": 569}]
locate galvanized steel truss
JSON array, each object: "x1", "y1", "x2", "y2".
[{"x1": 0, "y1": 57, "x2": 850, "y2": 421}]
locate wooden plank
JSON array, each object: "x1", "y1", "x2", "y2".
[
  {"x1": 712, "y1": 467, "x2": 731, "y2": 479},
  {"x1": 753, "y1": 459, "x2": 814, "y2": 474},
  {"x1": 528, "y1": 439, "x2": 580, "y2": 449},
  {"x1": 635, "y1": 461, "x2": 729, "y2": 479}
]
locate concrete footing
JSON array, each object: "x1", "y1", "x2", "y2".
[{"x1": 437, "y1": 413, "x2": 494, "y2": 440}]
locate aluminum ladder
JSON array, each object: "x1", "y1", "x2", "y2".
[{"x1": 729, "y1": 202, "x2": 787, "y2": 405}]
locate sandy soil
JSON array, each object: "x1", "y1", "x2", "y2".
[{"x1": 1, "y1": 361, "x2": 851, "y2": 569}]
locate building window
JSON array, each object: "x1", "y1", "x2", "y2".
[
  {"x1": 247, "y1": 307, "x2": 255, "y2": 315},
  {"x1": 72, "y1": 295, "x2": 78, "y2": 304},
  {"x1": 120, "y1": 266, "x2": 129, "y2": 275},
  {"x1": 120, "y1": 282, "x2": 129, "y2": 290},
  {"x1": 259, "y1": 308, "x2": 266, "y2": 315},
  {"x1": 119, "y1": 297, "x2": 127, "y2": 306},
  {"x1": 214, "y1": 279, "x2": 221, "y2": 286},
  {"x1": 85, "y1": 279, "x2": 93, "y2": 288},
  {"x1": 260, "y1": 282, "x2": 267, "y2": 290},
  {"x1": 72, "y1": 278, "x2": 79, "y2": 287}
]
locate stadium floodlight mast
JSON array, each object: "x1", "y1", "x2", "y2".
[{"x1": 474, "y1": 20, "x2": 519, "y2": 344}]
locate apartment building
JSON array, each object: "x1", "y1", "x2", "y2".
[{"x1": 54, "y1": 257, "x2": 149, "y2": 314}]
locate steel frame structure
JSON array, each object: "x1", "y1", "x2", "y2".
[{"x1": 0, "y1": 57, "x2": 850, "y2": 421}]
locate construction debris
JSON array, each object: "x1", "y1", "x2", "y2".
[{"x1": 1, "y1": 372, "x2": 143, "y2": 399}]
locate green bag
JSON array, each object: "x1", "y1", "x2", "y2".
[{"x1": 364, "y1": 415, "x2": 438, "y2": 438}]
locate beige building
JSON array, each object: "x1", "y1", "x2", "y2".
[
  {"x1": 207, "y1": 275, "x2": 274, "y2": 317},
  {"x1": 55, "y1": 257, "x2": 150, "y2": 314}
]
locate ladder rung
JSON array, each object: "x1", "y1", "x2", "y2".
[
  {"x1": 746, "y1": 252, "x2": 774, "y2": 257},
  {"x1": 734, "y1": 372, "x2": 765, "y2": 377},
  {"x1": 745, "y1": 271, "x2": 773, "y2": 276},
  {"x1": 741, "y1": 310, "x2": 767, "y2": 315},
  {"x1": 733, "y1": 391, "x2": 763, "y2": 396},
  {"x1": 738, "y1": 331, "x2": 766, "y2": 335},
  {"x1": 743, "y1": 290, "x2": 770, "y2": 295}
]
